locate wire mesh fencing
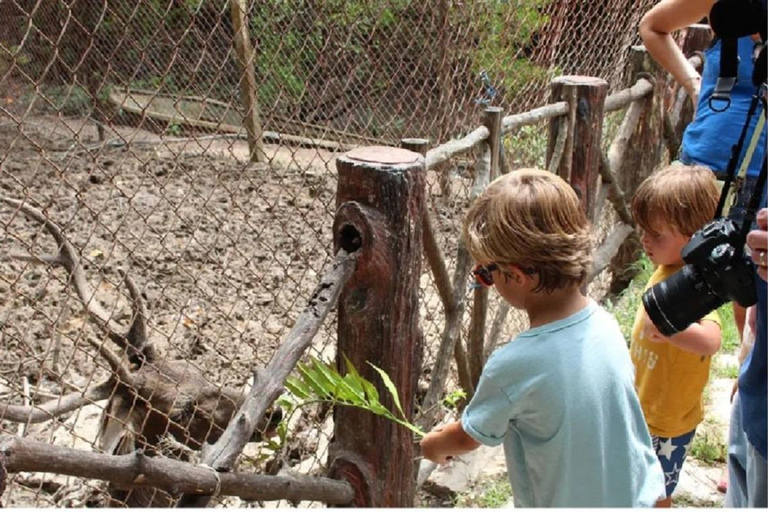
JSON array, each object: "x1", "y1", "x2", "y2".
[{"x1": 0, "y1": 0, "x2": 657, "y2": 507}]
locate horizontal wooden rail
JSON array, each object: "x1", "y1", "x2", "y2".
[
  {"x1": 425, "y1": 126, "x2": 489, "y2": 170},
  {"x1": 604, "y1": 78, "x2": 654, "y2": 113},
  {"x1": 424, "y1": 76, "x2": 656, "y2": 171},
  {"x1": 501, "y1": 101, "x2": 569, "y2": 134},
  {"x1": 0, "y1": 435, "x2": 355, "y2": 505}
]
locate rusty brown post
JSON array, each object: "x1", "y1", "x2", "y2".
[
  {"x1": 547, "y1": 76, "x2": 608, "y2": 219},
  {"x1": 609, "y1": 46, "x2": 666, "y2": 295},
  {"x1": 329, "y1": 146, "x2": 425, "y2": 507},
  {"x1": 484, "y1": 107, "x2": 504, "y2": 180}
]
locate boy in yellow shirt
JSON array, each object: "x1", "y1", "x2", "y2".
[{"x1": 630, "y1": 164, "x2": 723, "y2": 507}]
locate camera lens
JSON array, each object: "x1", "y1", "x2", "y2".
[{"x1": 642, "y1": 264, "x2": 725, "y2": 336}]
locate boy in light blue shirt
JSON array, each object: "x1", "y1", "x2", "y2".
[{"x1": 420, "y1": 169, "x2": 665, "y2": 507}]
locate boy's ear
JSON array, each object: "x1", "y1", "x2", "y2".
[{"x1": 501, "y1": 264, "x2": 528, "y2": 285}]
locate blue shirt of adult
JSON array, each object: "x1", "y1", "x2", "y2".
[
  {"x1": 461, "y1": 301, "x2": 664, "y2": 507},
  {"x1": 739, "y1": 188, "x2": 768, "y2": 459},
  {"x1": 681, "y1": 37, "x2": 766, "y2": 177}
]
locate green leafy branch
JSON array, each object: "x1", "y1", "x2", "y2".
[{"x1": 282, "y1": 355, "x2": 426, "y2": 438}]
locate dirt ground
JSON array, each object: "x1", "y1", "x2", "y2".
[
  {"x1": 0, "y1": 82, "x2": 621, "y2": 506},
  {"x1": 0, "y1": 101, "x2": 498, "y2": 506}
]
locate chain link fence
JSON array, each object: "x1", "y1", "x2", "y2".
[{"x1": 0, "y1": 0, "x2": 657, "y2": 506}]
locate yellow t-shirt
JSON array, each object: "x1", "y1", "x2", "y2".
[{"x1": 630, "y1": 264, "x2": 721, "y2": 438}]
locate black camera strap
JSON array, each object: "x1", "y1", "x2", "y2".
[
  {"x1": 715, "y1": 85, "x2": 765, "y2": 218},
  {"x1": 711, "y1": 37, "x2": 740, "y2": 112},
  {"x1": 736, "y1": 153, "x2": 767, "y2": 254}
]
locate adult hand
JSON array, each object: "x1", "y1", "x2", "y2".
[{"x1": 747, "y1": 208, "x2": 768, "y2": 281}]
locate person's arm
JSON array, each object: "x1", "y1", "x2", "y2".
[
  {"x1": 665, "y1": 319, "x2": 721, "y2": 355},
  {"x1": 643, "y1": 313, "x2": 721, "y2": 355},
  {"x1": 420, "y1": 421, "x2": 481, "y2": 465},
  {"x1": 639, "y1": 0, "x2": 716, "y2": 106}
]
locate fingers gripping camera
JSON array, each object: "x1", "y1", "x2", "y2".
[{"x1": 642, "y1": 218, "x2": 758, "y2": 336}]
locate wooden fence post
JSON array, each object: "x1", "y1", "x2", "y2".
[
  {"x1": 547, "y1": 76, "x2": 608, "y2": 220},
  {"x1": 608, "y1": 46, "x2": 666, "y2": 295},
  {"x1": 329, "y1": 146, "x2": 425, "y2": 507},
  {"x1": 230, "y1": 0, "x2": 266, "y2": 164},
  {"x1": 484, "y1": 107, "x2": 504, "y2": 180}
]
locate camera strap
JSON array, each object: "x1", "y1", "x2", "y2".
[
  {"x1": 711, "y1": 37, "x2": 739, "y2": 112},
  {"x1": 715, "y1": 85, "x2": 765, "y2": 218},
  {"x1": 736, "y1": 154, "x2": 767, "y2": 253},
  {"x1": 722, "y1": 109, "x2": 766, "y2": 215}
]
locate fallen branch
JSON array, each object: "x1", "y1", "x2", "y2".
[
  {"x1": 177, "y1": 248, "x2": 358, "y2": 506},
  {"x1": 604, "y1": 78, "x2": 654, "y2": 113},
  {"x1": 501, "y1": 101, "x2": 569, "y2": 134},
  {"x1": 425, "y1": 127, "x2": 489, "y2": 170},
  {"x1": 0, "y1": 380, "x2": 113, "y2": 423},
  {"x1": 598, "y1": 153, "x2": 634, "y2": 227},
  {"x1": 589, "y1": 223, "x2": 635, "y2": 282},
  {"x1": 0, "y1": 435, "x2": 354, "y2": 505},
  {"x1": 485, "y1": 301, "x2": 511, "y2": 360}
]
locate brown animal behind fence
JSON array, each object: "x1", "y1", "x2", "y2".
[{"x1": 0, "y1": 196, "x2": 281, "y2": 507}]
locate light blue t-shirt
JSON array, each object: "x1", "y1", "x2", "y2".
[{"x1": 461, "y1": 301, "x2": 664, "y2": 507}]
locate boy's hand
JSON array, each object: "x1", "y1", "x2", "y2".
[
  {"x1": 420, "y1": 427, "x2": 454, "y2": 465},
  {"x1": 419, "y1": 421, "x2": 480, "y2": 465},
  {"x1": 642, "y1": 312, "x2": 666, "y2": 343}
]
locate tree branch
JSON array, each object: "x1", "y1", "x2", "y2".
[
  {"x1": 0, "y1": 435, "x2": 354, "y2": 504},
  {"x1": 0, "y1": 380, "x2": 113, "y2": 423},
  {"x1": 176, "y1": 249, "x2": 358, "y2": 507}
]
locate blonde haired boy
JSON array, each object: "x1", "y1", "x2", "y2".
[
  {"x1": 420, "y1": 169, "x2": 665, "y2": 507},
  {"x1": 630, "y1": 164, "x2": 722, "y2": 507}
]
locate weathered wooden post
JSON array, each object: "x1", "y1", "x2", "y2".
[
  {"x1": 484, "y1": 107, "x2": 504, "y2": 180},
  {"x1": 329, "y1": 146, "x2": 425, "y2": 507},
  {"x1": 230, "y1": 0, "x2": 266, "y2": 163},
  {"x1": 467, "y1": 106, "x2": 504, "y2": 387},
  {"x1": 546, "y1": 76, "x2": 608, "y2": 219},
  {"x1": 609, "y1": 46, "x2": 666, "y2": 294}
]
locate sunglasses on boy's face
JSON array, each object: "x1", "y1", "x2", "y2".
[{"x1": 472, "y1": 263, "x2": 500, "y2": 287}]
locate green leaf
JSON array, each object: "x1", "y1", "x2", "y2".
[
  {"x1": 284, "y1": 376, "x2": 311, "y2": 400},
  {"x1": 369, "y1": 362, "x2": 405, "y2": 419},
  {"x1": 340, "y1": 373, "x2": 366, "y2": 402},
  {"x1": 343, "y1": 354, "x2": 361, "y2": 380},
  {"x1": 311, "y1": 356, "x2": 343, "y2": 391},
  {"x1": 297, "y1": 363, "x2": 330, "y2": 398},
  {"x1": 361, "y1": 378, "x2": 379, "y2": 404}
]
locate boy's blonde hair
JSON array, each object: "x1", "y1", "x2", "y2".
[
  {"x1": 631, "y1": 164, "x2": 719, "y2": 237},
  {"x1": 463, "y1": 169, "x2": 592, "y2": 293}
]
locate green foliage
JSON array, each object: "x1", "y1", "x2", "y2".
[
  {"x1": 34, "y1": 85, "x2": 93, "y2": 116},
  {"x1": 469, "y1": 0, "x2": 553, "y2": 96},
  {"x1": 455, "y1": 475, "x2": 512, "y2": 507},
  {"x1": 689, "y1": 421, "x2": 727, "y2": 465},
  {"x1": 717, "y1": 302, "x2": 740, "y2": 354},
  {"x1": 281, "y1": 355, "x2": 426, "y2": 439},
  {"x1": 712, "y1": 360, "x2": 739, "y2": 379},
  {"x1": 505, "y1": 124, "x2": 548, "y2": 169},
  {"x1": 605, "y1": 255, "x2": 655, "y2": 344},
  {"x1": 442, "y1": 389, "x2": 467, "y2": 411}
]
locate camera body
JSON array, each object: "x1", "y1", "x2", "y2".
[{"x1": 642, "y1": 218, "x2": 757, "y2": 336}]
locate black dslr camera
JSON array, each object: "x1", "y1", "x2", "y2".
[{"x1": 642, "y1": 218, "x2": 758, "y2": 336}]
